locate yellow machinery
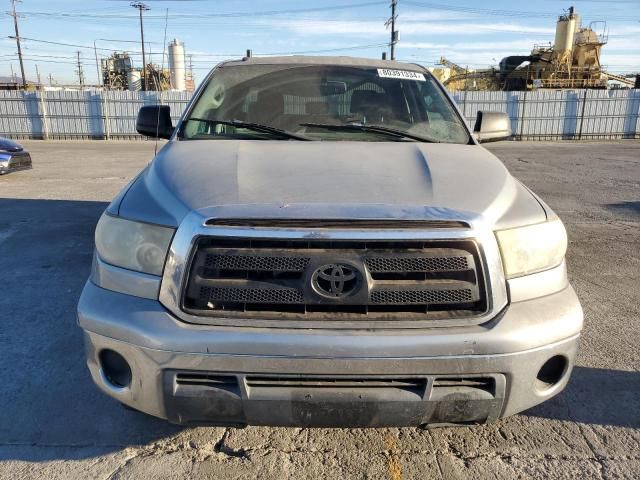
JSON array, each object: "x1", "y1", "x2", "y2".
[{"x1": 442, "y1": 6, "x2": 635, "y2": 90}]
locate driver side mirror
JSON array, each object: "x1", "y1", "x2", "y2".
[
  {"x1": 320, "y1": 81, "x2": 347, "y2": 96},
  {"x1": 473, "y1": 111, "x2": 511, "y2": 143},
  {"x1": 136, "y1": 105, "x2": 173, "y2": 139}
]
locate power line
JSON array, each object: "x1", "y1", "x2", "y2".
[
  {"x1": 94, "y1": 38, "x2": 163, "y2": 45},
  {"x1": 17, "y1": 2, "x2": 386, "y2": 19},
  {"x1": 24, "y1": 58, "x2": 83, "y2": 65},
  {"x1": 257, "y1": 42, "x2": 390, "y2": 56},
  {"x1": 12, "y1": 36, "x2": 123, "y2": 51},
  {"x1": 12, "y1": 37, "x2": 390, "y2": 60}
]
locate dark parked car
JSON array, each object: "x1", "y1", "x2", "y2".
[{"x1": 0, "y1": 138, "x2": 32, "y2": 175}]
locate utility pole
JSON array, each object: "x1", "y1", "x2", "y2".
[
  {"x1": 10, "y1": 0, "x2": 26, "y2": 87},
  {"x1": 93, "y1": 40, "x2": 102, "y2": 87},
  {"x1": 49, "y1": 73, "x2": 53, "y2": 86},
  {"x1": 385, "y1": 0, "x2": 399, "y2": 60},
  {"x1": 35, "y1": 63, "x2": 41, "y2": 85},
  {"x1": 10, "y1": 63, "x2": 18, "y2": 88},
  {"x1": 188, "y1": 54, "x2": 194, "y2": 88},
  {"x1": 76, "y1": 51, "x2": 85, "y2": 87},
  {"x1": 131, "y1": 2, "x2": 150, "y2": 91}
]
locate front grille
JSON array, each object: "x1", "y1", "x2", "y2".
[
  {"x1": 8, "y1": 152, "x2": 31, "y2": 169},
  {"x1": 204, "y1": 254, "x2": 309, "y2": 272},
  {"x1": 370, "y1": 288, "x2": 474, "y2": 305},
  {"x1": 245, "y1": 376, "x2": 428, "y2": 395},
  {"x1": 183, "y1": 236, "x2": 487, "y2": 322},
  {"x1": 365, "y1": 255, "x2": 469, "y2": 272},
  {"x1": 199, "y1": 286, "x2": 305, "y2": 304}
]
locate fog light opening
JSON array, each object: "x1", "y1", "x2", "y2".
[
  {"x1": 535, "y1": 355, "x2": 567, "y2": 391},
  {"x1": 99, "y1": 349, "x2": 132, "y2": 389}
]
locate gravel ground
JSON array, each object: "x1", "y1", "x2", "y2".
[{"x1": 0, "y1": 140, "x2": 638, "y2": 479}]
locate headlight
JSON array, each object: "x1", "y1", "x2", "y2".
[
  {"x1": 495, "y1": 218, "x2": 567, "y2": 279},
  {"x1": 95, "y1": 214, "x2": 175, "y2": 276}
]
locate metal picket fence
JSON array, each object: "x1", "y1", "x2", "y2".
[
  {"x1": 0, "y1": 89, "x2": 638, "y2": 140},
  {"x1": 0, "y1": 90, "x2": 191, "y2": 140},
  {"x1": 451, "y1": 89, "x2": 640, "y2": 140}
]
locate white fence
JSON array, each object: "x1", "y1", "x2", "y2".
[
  {"x1": 0, "y1": 89, "x2": 638, "y2": 140},
  {"x1": 452, "y1": 89, "x2": 640, "y2": 140},
  {"x1": 0, "y1": 91, "x2": 191, "y2": 140}
]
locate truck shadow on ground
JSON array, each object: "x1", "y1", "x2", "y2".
[
  {"x1": 525, "y1": 366, "x2": 640, "y2": 428},
  {"x1": 0, "y1": 198, "x2": 637, "y2": 463},
  {"x1": 0, "y1": 198, "x2": 182, "y2": 463},
  {"x1": 606, "y1": 201, "x2": 640, "y2": 217}
]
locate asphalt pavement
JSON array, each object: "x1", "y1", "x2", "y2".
[{"x1": 0, "y1": 140, "x2": 638, "y2": 479}]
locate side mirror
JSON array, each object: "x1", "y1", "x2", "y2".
[
  {"x1": 473, "y1": 111, "x2": 511, "y2": 143},
  {"x1": 136, "y1": 105, "x2": 173, "y2": 139},
  {"x1": 320, "y1": 81, "x2": 347, "y2": 96}
]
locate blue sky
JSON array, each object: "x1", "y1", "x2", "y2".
[{"x1": 1, "y1": 0, "x2": 639, "y2": 85}]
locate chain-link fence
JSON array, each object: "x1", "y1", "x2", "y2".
[{"x1": 0, "y1": 89, "x2": 638, "y2": 140}]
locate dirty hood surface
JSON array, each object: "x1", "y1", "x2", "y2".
[{"x1": 120, "y1": 140, "x2": 541, "y2": 227}]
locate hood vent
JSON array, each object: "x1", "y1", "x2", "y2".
[{"x1": 205, "y1": 218, "x2": 470, "y2": 229}]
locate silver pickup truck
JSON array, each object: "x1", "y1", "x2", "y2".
[{"x1": 77, "y1": 56, "x2": 583, "y2": 428}]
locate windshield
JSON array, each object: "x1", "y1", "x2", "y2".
[{"x1": 181, "y1": 63, "x2": 470, "y2": 144}]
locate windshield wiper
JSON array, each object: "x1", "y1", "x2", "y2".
[
  {"x1": 300, "y1": 122, "x2": 437, "y2": 143},
  {"x1": 185, "y1": 118, "x2": 310, "y2": 141}
]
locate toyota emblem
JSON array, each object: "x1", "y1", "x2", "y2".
[{"x1": 311, "y1": 263, "x2": 360, "y2": 299}]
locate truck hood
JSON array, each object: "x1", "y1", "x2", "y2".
[{"x1": 117, "y1": 140, "x2": 546, "y2": 229}]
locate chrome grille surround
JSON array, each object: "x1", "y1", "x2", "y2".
[
  {"x1": 158, "y1": 208, "x2": 508, "y2": 329},
  {"x1": 184, "y1": 240, "x2": 483, "y2": 316}
]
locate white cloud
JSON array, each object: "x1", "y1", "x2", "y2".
[
  {"x1": 609, "y1": 24, "x2": 640, "y2": 35},
  {"x1": 401, "y1": 39, "x2": 544, "y2": 52},
  {"x1": 599, "y1": 53, "x2": 640, "y2": 69},
  {"x1": 605, "y1": 37, "x2": 640, "y2": 51},
  {"x1": 398, "y1": 10, "x2": 474, "y2": 21},
  {"x1": 279, "y1": 19, "x2": 554, "y2": 37}
]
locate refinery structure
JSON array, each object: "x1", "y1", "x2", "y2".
[
  {"x1": 433, "y1": 6, "x2": 637, "y2": 91},
  {"x1": 99, "y1": 39, "x2": 193, "y2": 92}
]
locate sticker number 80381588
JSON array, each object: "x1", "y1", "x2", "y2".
[{"x1": 377, "y1": 68, "x2": 426, "y2": 81}]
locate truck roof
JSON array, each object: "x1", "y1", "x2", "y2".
[{"x1": 220, "y1": 55, "x2": 426, "y2": 72}]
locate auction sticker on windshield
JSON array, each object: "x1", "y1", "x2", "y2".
[{"x1": 377, "y1": 69, "x2": 426, "y2": 81}]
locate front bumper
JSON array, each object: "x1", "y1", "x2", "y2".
[
  {"x1": 0, "y1": 152, "x2": 32, "y2": 174},
  {"x1": 78, "y1": 281, "x2": 583, "y2": 427}
]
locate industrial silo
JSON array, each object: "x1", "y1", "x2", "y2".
[
  {"x1": 168, "y1": 39, "x2": 186, "y2": 91},
  {"x1": 553, "y1": 7, "x2": 578, "y2": 61},
  {"x1": 127, "y1": 70, "x2": 142, "y2": 91}
]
